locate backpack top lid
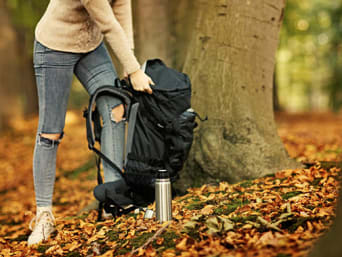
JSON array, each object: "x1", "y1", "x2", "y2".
[
  {"x1": 143, "y1": 59, "x2": 191, "y2": 92},
  {"x1": 135, "y1": 59, "x2": 192, "y2": 127}
]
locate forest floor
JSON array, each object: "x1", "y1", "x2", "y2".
[{"x1": 0, "y1": 111, "x2": 341, "y2": 257}]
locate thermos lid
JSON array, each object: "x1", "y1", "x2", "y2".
[
  {"x1": 156, "y1": 169, "x2": 170, "y2": 179},
  {"x1": 144, "y1": 209, "x2": 155, "y2": 219}
]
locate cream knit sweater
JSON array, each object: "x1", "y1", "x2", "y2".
[{"x1": 35, "y1": 0, "x2": 140, "y2": 74}]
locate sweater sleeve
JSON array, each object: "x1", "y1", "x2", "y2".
[
  {"x1": 80, "y1": 0, "x2": 140, "y2": 74},
  {"x1": 112, "y1": 0, "x2": 134, "y2": 50}
]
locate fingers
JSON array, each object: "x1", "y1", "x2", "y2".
[
  {"x1": 145, "y1": 76, "x2": 154, "y2": 94},
  {"x1": 145, "y1": 85, "x2": 152, "y2": 94},
  {"x1": 129, "y1": 70, "x2": 155, "y2": 94},
  {"x1": 131, "y1": 82, "x2": 152, "y2": 94},
  {"x1": 148, "y1": 77, "x2": 155, "y2": 86}
]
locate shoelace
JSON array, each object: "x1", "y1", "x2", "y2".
[{"x1": 29, "y1": 211, "x2": 55, "y2": 231}]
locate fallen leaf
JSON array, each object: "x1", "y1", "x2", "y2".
[
  {"x1": 200, "y1": 205, "x2": 214, "y2": 215},
  {"x1": 176, "y1": 237, "x2": 188, "y2": 250}
]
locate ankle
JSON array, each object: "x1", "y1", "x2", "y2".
[{"x1": 36, "y1": 206, "x2": 53, "y2": 217}]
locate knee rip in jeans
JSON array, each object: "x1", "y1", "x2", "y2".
[
  {"x1": 38, "y1": 132, "x2": 64, "y2": 148},
  {"x1": 111, "y1": 104, "x2": 125, "y2": 123}
]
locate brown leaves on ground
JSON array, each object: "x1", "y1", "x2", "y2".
[
  {"x1": 276, "y1": 112, "x2": 342, "y2": 163},
  {"x1": 0, "y1": 111, "x2": 341, "y2": 257}
]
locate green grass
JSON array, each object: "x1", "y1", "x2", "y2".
[
  {"x1": 106, "y1": 230, "x2": 120, "y2": 242},
  {"x1": 185, "y1": 201, "x2": 205, "y2": 210},
  {"x1": 276, "y1": 254, "x2": 292, "y2": 257},
  {"x1": 66, "y1": 251, "x2": 82, "y2": 257},
  {"x1": 214, "y1": 199, "x2": 250, "y2": 215},
  {"x1": 239, "y1": 180, "x2": 254, "y2": 188},
  {"x1": 281, "y1": 191, "x2": 302, "y2": 200},
  {"x1": 37, "y1": 244, "x2": 52, "y2": 254},
  {"x1": 280, "y1": 216, "x2": 321, "y2": 233},
  {"x1": 230, "y1": 215, "x2": 258, "y2": 223},
  {"x1": 62, "y1": 159, "x2": 96, "y2": 179}
]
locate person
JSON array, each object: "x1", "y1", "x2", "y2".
[{"x1": 28, "y1": 0, "x2": 154, "y2": 246}]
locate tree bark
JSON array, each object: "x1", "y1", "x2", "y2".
[
  {"x1": 132, "y1": 0, "x2": 173, "y2": 66},
  {"x1": 175, "y1": 0, "x2": 299, "y2": 190},
  {"x1": 0, "y1": 1, "x2": 21, "y2": 130},
  {"x1": 168, "y1": 0, "x2": 197, "y2": 70},
  {"x1": 0, "y1": 1, "x2": 38, "y2": 131}
]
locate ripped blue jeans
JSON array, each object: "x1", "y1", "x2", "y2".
[{"x1": 33, "y1": 40, "x2": 125, "y2": 207}]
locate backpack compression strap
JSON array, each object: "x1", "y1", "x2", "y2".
[{"x1": 85, "y1": 85, "x2": 133, "y2": 178}]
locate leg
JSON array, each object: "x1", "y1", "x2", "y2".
[
  {"x1": 96, "y1": 95, "x2": 125, "y2": 182},
  {"x1": 29, "y1": 40, "x2": 79, "y2": 245},
  {"x1": 75, "y1": 42, "x2": 125, "y2": 182},
  {"x1": 33, "y1": 40, "x2": 78, "y2": 207}
]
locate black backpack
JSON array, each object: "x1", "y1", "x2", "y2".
[{"x1": 84, "y1": 59, "x2": 202, "y2": 219}]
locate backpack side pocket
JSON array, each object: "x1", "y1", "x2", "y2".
[{"x1": 165, "y1": 109, "x2": 197, "y2": 174}]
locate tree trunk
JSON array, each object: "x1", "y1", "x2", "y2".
[
  {"x1": 168, "y1": 0, "x2": 197, "y2": 70},
  {"x1": 175, "y1": 0, "x2": 299, "y2": 190},
  {"x1": 132, "y1": 0, "x2": 173, "y2": 66},
  {"x1": 0, "y1": 1, "x2": 38, "y2": 131},
  {"x1": 0, "y1": 1, "x2": 21, "y2": 130},
  {"x1": 17, "y1": 35, "x2": 38, "y2": 117},
  {"x1": 132, "y1": 0, "x2": 198, "y2": 70},
  {"x1": 273, "y1": 67, "x2": 281, "y2": 111}
]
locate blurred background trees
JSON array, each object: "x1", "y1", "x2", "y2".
[
  {"x1": 1, "y1": 0, "x2": 342, "y2": 129},
  {"x1": 0, "y1": 0, "x2": 90, "y2": 130},
  {"x1": 0, "y1": 0, "x2": 47, "y2": 129},
  {"x1": 278, "y1": 0, "x2": 342, "y2": 111}
]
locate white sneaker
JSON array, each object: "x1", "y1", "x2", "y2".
[
  {"x1": 27, "y1": 206, "x2": 56, "y2": 246},
  {"x1": 102, "y1": 209, "x2": 114, "y2": 220}
]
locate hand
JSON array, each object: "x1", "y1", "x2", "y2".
[{"x1": 129, "y1": 69, "x2": 155, "y2": 94}]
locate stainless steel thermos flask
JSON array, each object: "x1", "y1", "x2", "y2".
[{"x1": 155, "y1": 169, "x2": 172, "y2": 223}]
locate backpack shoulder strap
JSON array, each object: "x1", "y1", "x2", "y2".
[
  {"x1": 124, "y1": 102, "x2": 139, "y2": 166},
  {"x1": 84, "y1": 84, "x2": 133, "y2": 179},
  {"x1": 85, "y1": 84, "x2": 132, "y2": 148}
]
